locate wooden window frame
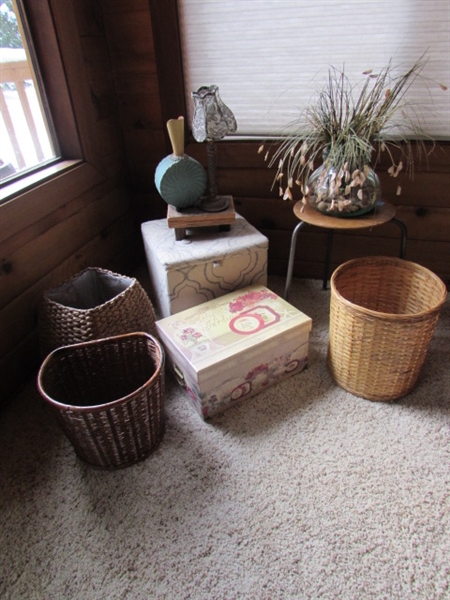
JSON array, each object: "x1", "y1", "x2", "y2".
[{"x1": 0, "y1": 0, "x2": 105, "y2": 240}]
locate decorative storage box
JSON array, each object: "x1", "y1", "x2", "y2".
[
  {"x1": 156, "y1": 285, "x2": 312, "y2": 419},
  {"x1": 141, "y1": 214, "x2": 268, "y2": 318}
]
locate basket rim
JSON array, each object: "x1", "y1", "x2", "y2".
[
  {"x1": 42, "y1": 267, "x2": 138, "y2": 312},
  {"x1": 37, "y1": 332, "x2": 164, "y2": 412},
  {"x1": 330, "y1": 256, "x2": 448, "y2": 320}
]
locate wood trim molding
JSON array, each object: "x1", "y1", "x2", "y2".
[
  {"x1": 0, "y1": 0, "x2": 109, "y2": 241},
  {"x1": 0, "y1": 161, "x2": 103, "y2": 245},
  {"x1": 22, "y1": 0, "x2": 81, "y2": 159},
  {"x1": 24, "y1": 0, "x2": 105, "y2": 171},
  {"x1": 148, "y1": 0, "x2": 187, "y2": 154}
]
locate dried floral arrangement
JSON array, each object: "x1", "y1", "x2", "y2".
[{"x1": 259, "y1": 56, "x2": 447, "y2": 211}]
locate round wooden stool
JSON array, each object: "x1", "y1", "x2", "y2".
[{"x1": 284, "y1": 200, "x2": 407, "y2": 299}]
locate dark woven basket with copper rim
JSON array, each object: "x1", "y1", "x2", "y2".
[
  {"x1": 327, "y1": 256, "x2": 447, "y2": 401},
  {"x1": 37, "y1": 332, "x2": 165, "y2": 469},
  {"x1": 38, "y1": 267, "x2": 157, "y2": 357}
]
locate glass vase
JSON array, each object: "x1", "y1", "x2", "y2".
[{"x1": 306, "y1": 162, "x2": 381, "y2": 217}]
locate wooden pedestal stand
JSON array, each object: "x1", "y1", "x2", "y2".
[{"x1": 167, "y1": 198, "x2": 236, "y2": 241}]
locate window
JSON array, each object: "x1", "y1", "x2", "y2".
[
  {"x1": 0, "y1": 0, "x2": 59, "y2": 185},
  {"x1": 177, "y1": 0, "x2": 450, "y2": 140}
]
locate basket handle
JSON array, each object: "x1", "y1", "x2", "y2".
[{"x1": 173, "y1": 364, "x2": 186, "y2": 388}]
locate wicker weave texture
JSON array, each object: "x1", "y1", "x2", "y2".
[
  {"x1": 327, "y1": 256, "x2": 447, "y2": 401},
  {"x1": 38, "y1": 267, "x2": 157, "y2": 357},
  {"x1": 37, "y1": 333, "x2": 165, "y2": 469}
]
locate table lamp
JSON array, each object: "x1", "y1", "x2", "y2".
[{"x1": 191, "y1": 85, "x2": 237, "y2": 212}]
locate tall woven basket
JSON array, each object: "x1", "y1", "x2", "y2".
[
  {"x1": 327, "y1": 256, "x2": 447, "y2": 401},
  {"x1": 38, "y1": 267, "x2": 157, "y2": 357},
  {"x1": 37, "y1": 333, "x2": 165, "y2": 469}
]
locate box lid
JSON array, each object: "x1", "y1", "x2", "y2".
[
  {"x1": 141, "y1": 213, "x2": 268, "y2": 269},
  {"x1": 156, "y1": 285, "x2": 312, "y2": 373}
]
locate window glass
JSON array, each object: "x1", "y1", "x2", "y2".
[{"x1": 0, "y1": 0, "x2": 58, "y2": 185}]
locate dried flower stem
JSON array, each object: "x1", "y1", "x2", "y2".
[{"x1": 262, "y1": 55, "x2": 445, "y2": 199}]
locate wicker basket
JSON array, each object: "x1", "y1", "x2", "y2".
[
  {"x1": 327, "y1": 256, "x2": 447, "y2": 401},
  {"x1": 38, "y1": 267, "x2": 157, "y2": 357},
  {"x1": 37, "y1": 333, "x2": 165, "y2": 469}
]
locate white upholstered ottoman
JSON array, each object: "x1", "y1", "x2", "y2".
[{"x1": 141, "y1": 214, "x2": 268, "y2": 318}]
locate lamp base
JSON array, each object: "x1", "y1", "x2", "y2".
[{"x1": 199, "y1": 194, "x2": 231, "y2": 212}]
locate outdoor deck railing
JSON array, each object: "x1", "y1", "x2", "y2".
[{"x1": 0, "y1": 48, "x2": 46, "y2": 172}]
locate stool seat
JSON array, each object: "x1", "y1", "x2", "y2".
[{"x1": 293, "y1": 200, "x2": 396, "y2": 229}]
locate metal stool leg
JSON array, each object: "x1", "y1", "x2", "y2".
[
  {"x1": 323, "y1": 229, "x2": 334, "y2": 290},
  {"x1": 284, "y1": 221, "x2": 305, "y2": 300},
  {"x1": 391, "y1": 217, "x2": 408, "y2": 258}
]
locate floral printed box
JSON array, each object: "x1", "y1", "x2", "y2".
[
  {"x1": 155, "y1": 285, "x2": 312, "y2": 419},
  {"x1": 141, "y1": 213, "x2": 268, "y2": 318}
]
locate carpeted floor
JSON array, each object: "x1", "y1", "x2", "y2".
[{"x1": 1, "y1": 274, "x2": 449, "y2": 600}]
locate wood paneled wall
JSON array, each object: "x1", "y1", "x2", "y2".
[
  {"x1": 0, "y1": 0, "x2": 150, "y2": 404},
  {"x1": 1, "y1": 0, "x2": 448, "y2": 405},
  {"x1": 189, "y1": 140, "x2": 450, "y2": 282}
]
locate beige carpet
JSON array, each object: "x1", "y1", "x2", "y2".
[{"x1": 1, "y1": 274, "x2": 449, "y2": 600}]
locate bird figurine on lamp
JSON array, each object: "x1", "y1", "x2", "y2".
[{"x1": 191, "y1": 85, "x2": 237, "y2": 212}]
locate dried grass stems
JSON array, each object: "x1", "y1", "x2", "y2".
[{"x1": 259, "y1": 56, "x2": 446, "y2": 201}]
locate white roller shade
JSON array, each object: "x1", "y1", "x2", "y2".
[{"x1": 178, "y1": 0, "x2": 450, "y2": 139}]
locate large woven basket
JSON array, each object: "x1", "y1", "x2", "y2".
[
  {"x1": 37, "y1": 332, "x2": 165, "y2": 469},
  {"x1": 39, "y1": 267, "x2": 157, "y2": 357},
  {"x1": 327, "y1": 256, "x2": 447, "y2": 401}
]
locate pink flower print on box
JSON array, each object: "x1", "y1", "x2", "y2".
[
  {"x1": 229, "y1": 306, "x2": 280, "y2": 335},
  {"x1": 180, "y1": 327, "x2": 206, "y2": 347},
  {"x1": 245, "y1": 363, "x2": 269, "y2": 383},
  {"x1": 228, "y1": 363, "x2": 270, "y2": 404},
  {"x1": 186, "y1": 383, "x2": 203, "y2": 413},
  {"x1": 230, "y1": 382, "x2": 251, "y2": 401},
  {"x1": 204, "y1": 393, "x2": 221, "y2": 416},
  {"x1": 247, "y1": 363, "x2": 271, "y2": 390},
  {"x1": 228, "y1": 289, "x2": 277, "y2": 313}
]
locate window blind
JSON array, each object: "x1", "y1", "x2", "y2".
[{"x1": 178, "y1": 0, "x2": 450, "y2": 139}]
